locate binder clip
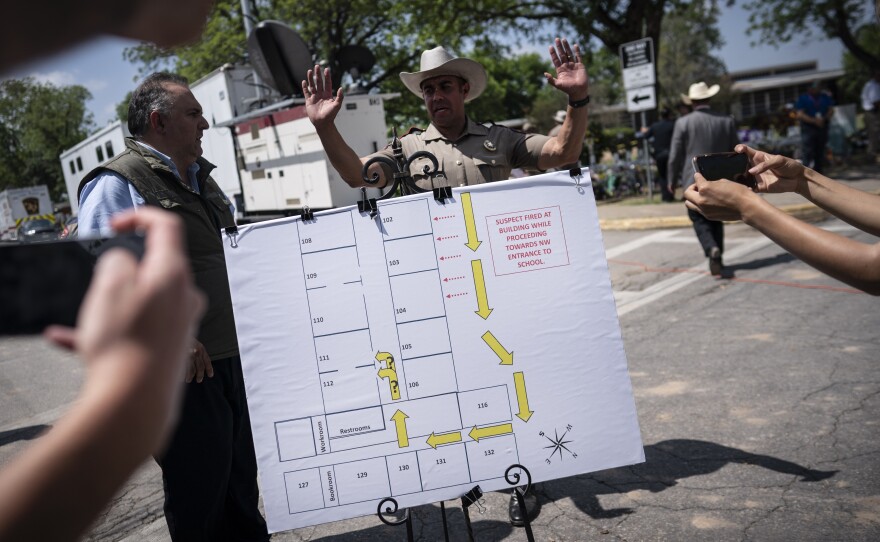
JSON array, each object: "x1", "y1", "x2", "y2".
[
  {"x1": 461, "y1": 485, "x2": 485, "y2": 514},
  {"x1": 224, "y1": 226, "x2": 239, "y2": 249},
  {"x1": 301, "y1": 206, "x2": 315, "y2": 222},
  {"x1": 357, "y1": 188, "x2": 378, "y2": 218},
  {"x1": 569, "y1": 166, "x2": 583, "y2": 186},
  {"x1": 433, "y1": 186, "x2": 452, "y2": 203}
]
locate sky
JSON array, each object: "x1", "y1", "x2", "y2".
[{"x1": 8, "y1": 3, "x2": 847, "y2": 129}]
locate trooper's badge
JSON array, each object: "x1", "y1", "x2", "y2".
[{"x1": 483, "y1": 140, "x2": 497, "y2": 151}]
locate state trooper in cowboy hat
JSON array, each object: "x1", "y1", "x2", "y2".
[{"x1": 302, "y1": 38, "x2": 590, "y2": 189}]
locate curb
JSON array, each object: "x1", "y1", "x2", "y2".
[{"x1": 598, "y1": 202, "x2": 829, "y2": 231}]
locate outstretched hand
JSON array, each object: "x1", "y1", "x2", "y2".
[
  {"x1": 684, "y1": 173, "x2": 757, "y2": 222},
  {"x1": 736, "y1": 144, "x2": 805, "y2": 194},
  {"x1": 544, "y1": 38, "x2": 589, "y2": 100},
  {"x1": 303, "y1": 65, "x2": 344, "y2": 129}
]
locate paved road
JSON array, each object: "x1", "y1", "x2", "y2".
[{"x1": 1, "y1": 218, "x2": 878, "y2": 541}]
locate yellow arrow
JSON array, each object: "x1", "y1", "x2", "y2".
[
  {"x1": 378, "y1": 368, "x2": 400, "y2": 400},
  {"x1": 391, "y1": 410, "x2": 410, "y2": 448},
  {"x1": 471, "y1": 260, "x2": 492, "y2": 319},
  {"x1": 376, "y1": 351, "x2": 395, "y2": 370},
  {"x1": 469, "y1": 422, "x2": 513, "y2": 442},
  {"x1": 513, "y1": 372, "x2": 534, "y2": 422},
  {"x1": 426, "y1": 430, "x2": 462, "y2": 449},
  {"x1": 482, "y1": 330, "x2": 513, "y2": 365},
  {"x1": 461, "y1": 192, "x2": 481, "y2": 251}
]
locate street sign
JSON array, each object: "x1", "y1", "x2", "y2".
[
  {"x1": 625, "y1": 85, "x2": 656, "y2": 113},
  {"x1": 619, "y1": 38, "x2": 655, "y2": 90}
]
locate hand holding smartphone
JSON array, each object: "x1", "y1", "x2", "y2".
[
  {"x1": 692, "y1": 152, "x2": 757, "y2": 190},
  {"x1": 0, "y1": 234, "x2": 145, "y2": 335}
]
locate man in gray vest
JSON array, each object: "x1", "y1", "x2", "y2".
[{"x1": 78, "y1": 73, "x2": 269, "y2": 542}]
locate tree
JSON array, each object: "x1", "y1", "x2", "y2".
[
  {"x1": 840, "y1": 22, "x2": 880, "y2": 105},
  {"x1": 744, "y1": 0, "x2": 879, "y2": 71},
  {"x1": 657, "y1": 3, "x2": 727, "y2": 110},
  {"x1": 0, "y1": 78, "x2": 94, "y2": 201},
  {"x1": 122, "y1": 0, "x2": 505, "y2": 124}
]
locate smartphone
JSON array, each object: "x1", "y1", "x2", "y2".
[
  {"x1": 0, "y1": 234, "x2": 145, "y2": 335},
  {"x1": 692, "y1": 152, "x2": 757, "y2": 189}
]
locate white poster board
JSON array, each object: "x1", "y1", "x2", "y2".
[{"x1": 224, "y1": 170, "x2": 644, "y2": 533}]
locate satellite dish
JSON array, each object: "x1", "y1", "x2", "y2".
[
  {"x1": 336, "y1": 45, "x2": 376, "y2": 80},
  {"x1": 333, "y1": 45, "x2": 376, "y2": 94},
  {"x1": 247, "y1": 21, "x2": 312, "y2": 97}
]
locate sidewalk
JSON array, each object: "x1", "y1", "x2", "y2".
[{"x1": 596, "y1": 161, "x2": 880, "y2": 231}]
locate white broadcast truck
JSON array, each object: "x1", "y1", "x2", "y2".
[{"x1": 60, "y1": 64, "x2": 389, "y2": 220}]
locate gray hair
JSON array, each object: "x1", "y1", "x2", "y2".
[{"x1": 127, "y1": 72, "x2": 190, "y2": 138}]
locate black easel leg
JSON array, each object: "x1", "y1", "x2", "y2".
[{"x1": 440, "y1": 501, "x2": 450, "y2": 542}]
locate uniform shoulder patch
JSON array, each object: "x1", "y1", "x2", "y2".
[{"x1": 401, "y1": 125, "x2": 424, "y2": 136}]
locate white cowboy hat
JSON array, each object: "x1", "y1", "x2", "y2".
[
  {"x1": 553, "y1": 110, "x2": 567, "y2": 124},
  {"x1": 399, "y1": 46, "x2": 488, "y2": 102},
  {"x1": 687, "y1": 81, "x2": 720, "y2": 101}
]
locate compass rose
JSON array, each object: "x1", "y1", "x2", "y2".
[{"x1": 540, "y1": 424, "x2": 577, "y2": 464}]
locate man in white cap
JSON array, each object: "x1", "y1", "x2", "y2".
[
  {"x1": 302, "y1": 38, "x2": 589, "y2": 189},
  {"x1": 667, "y1": 81, "x2": 739, "y2": 277}
]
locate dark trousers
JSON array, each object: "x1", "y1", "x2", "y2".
[
  {"x1": 801, "y1": 125, "x2": 828, "y2": 174},
  {"x1": 156, "y1": 356, "x2": 269, "y2": 542},
  {"x1": 688, "y1": 208, "x2": 724, "y2": 257},
  {"x1": 655, "y1": 153, "x2": 674, "y2": 201}
]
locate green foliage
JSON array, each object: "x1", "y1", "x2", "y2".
[
  {"x1": 840, "y1": 23, "x2": 880, "y2": 106},
  {"x1": 116, "y1": 91, "x2": 133, "y2": 126},
  {"x1": 744, "y1": 0, "x2": 879, "y2": 71},
  {"x1": 0, "y1": 78, "x2": 94, "y2": 201}
]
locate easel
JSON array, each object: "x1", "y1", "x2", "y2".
[{"x1": 377, "y1": 464, "x2": 534, "y2": 541}]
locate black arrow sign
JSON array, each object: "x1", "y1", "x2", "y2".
[{"x1": 632, "y1": 94, "x2": 650, "y2": 104}]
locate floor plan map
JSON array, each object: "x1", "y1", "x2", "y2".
[{"x1": 223, "y1": 170, "x2": 644, "y2": 532}]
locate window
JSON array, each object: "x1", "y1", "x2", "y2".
[
  {"x1": 76, "y1": 157, "x2": 83, "y2": 172},
  {"x1": 268, "y1": 171, "x2": 272, "y2": 179},
  {"x1": 69, "y1": 161, "x2": 75, "y2": 175},
  {"x1": 252, "y1": 169, "x2": 265, "y2": 180},
  {"x1": 96, "y1": 146, "x2": 104, "y2": 162},
  {"x1": 250, "y1": 123, "x2": 260, "y2": 139},
  {"x1": 279, "y1": 170, "x2": 285, "y2": 177},
  {"x1": 105, "y1": 141, "x2": 114, "y2": 156}
]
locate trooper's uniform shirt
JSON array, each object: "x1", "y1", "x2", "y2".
[{"x1": 367, "y1": 118, "x2": 550, "y2": 190}]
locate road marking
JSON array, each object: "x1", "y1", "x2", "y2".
[
  {"x1": 610, "y1": 222, "x2": 861, "y2": 316},
  {"x1": 604, "y1": 230, "x2": 679, "y2": 259},
  {"x1": 613, "y1": 236, "x2": 773, "y2": 316}
]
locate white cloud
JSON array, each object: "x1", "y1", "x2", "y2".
[{"x1": 27, "y1": 70, "x2": 78, "y2": 86}]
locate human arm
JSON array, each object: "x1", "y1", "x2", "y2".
[
  {"x1": 537, "y1": 38, "x2": 590, "y2": 170},
  {"x1": 78, "y1": 172, "x2": 144, "y2": 237},
  {"x1": 302, "y1": 66, "x2": 386, "y2": 188},
  {"x1": 0, "y1": 208, "x2": 206, "y2": 541},
  {"x1": 666, "y1": 122, "x2": 685, "y2": 187},
  {"x1": 739, "y1": 144, "x2": 880, "y2": 236},
  {"x1": 1, "y1": 0, "x2": 212, "y2": 73},
  {"x1": 684, "y1": 174, "x2": 880, "y2": 295}
]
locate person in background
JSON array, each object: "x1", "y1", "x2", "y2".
[
  {"x1": 548, "y1": 109, "x2": 566, "y2": 137},
  {"x1": 684, "y1": 144, "x2": 880, "y2": 295},
  {"x1": 638, "y1": 108, "x2": 676, "y2": 202},
  {"x1": 795, "y1": 81, "x2": 834, "y2": 174},
  {"x1": 0, "y1": 2, "x2": 213, "y2": 541},
  {"x1": 77, "y1": 72, "x2": 269, "y2": 542},
  {"x1": 667, "y1": 81, "x2": 739, "y2": 277},
  {"x1": 861, "y1": 71, "x2": 880, "y2": 162}
]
